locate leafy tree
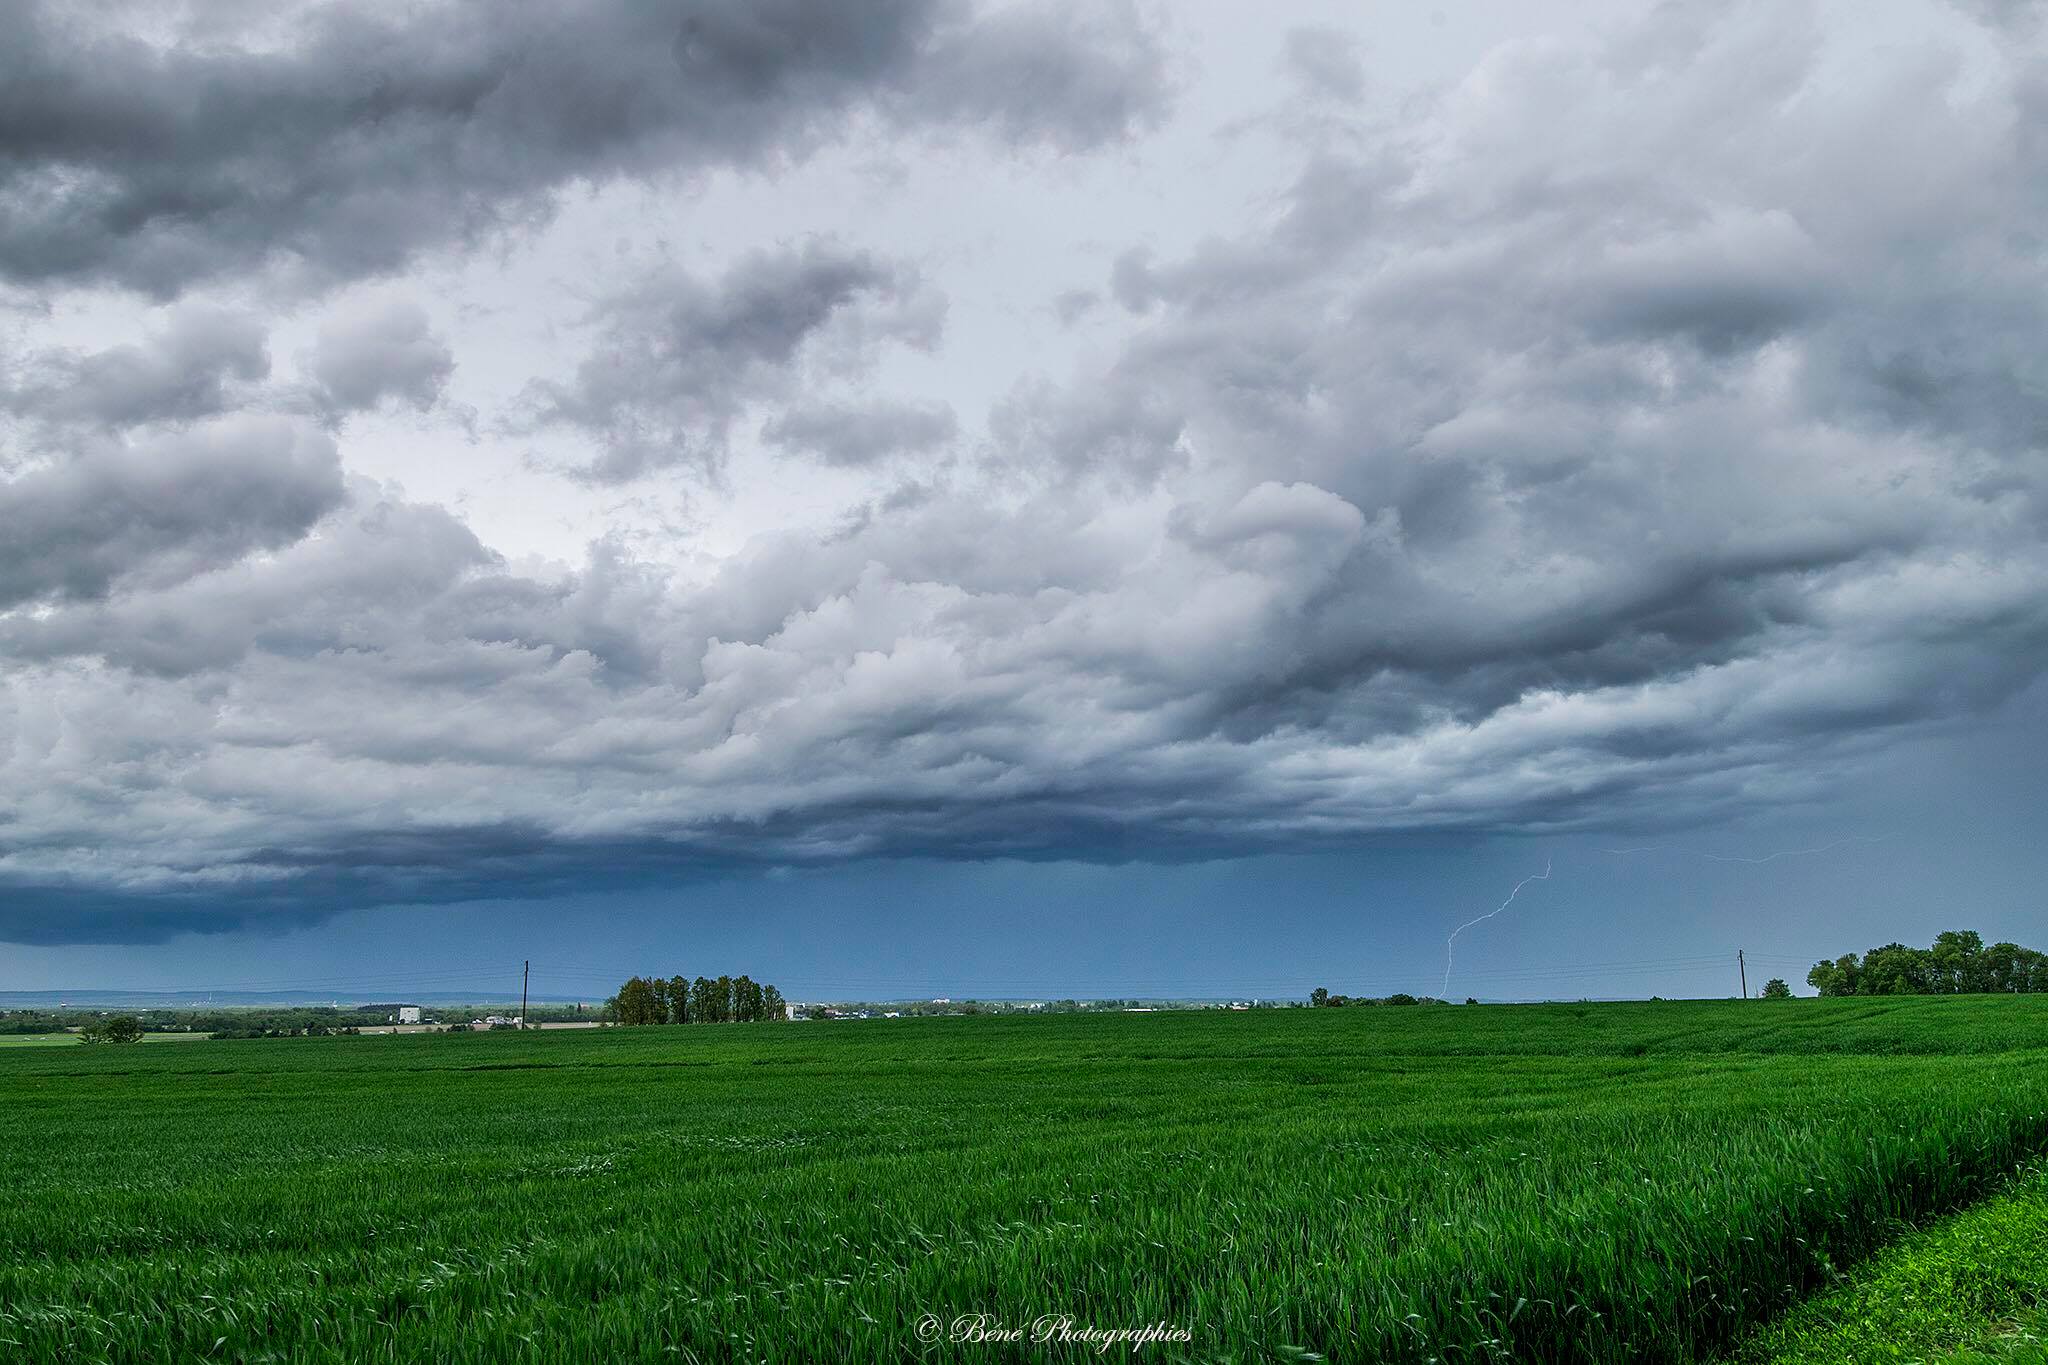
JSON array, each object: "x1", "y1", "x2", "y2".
[
  {"x1": 1930, "y1": 930, "x2": 1988, "y2": 993},
  {"x1": 1761, "y1": 978, "x2": 1791, "y2": 1000},
  {"x1": 1806, "y1": 932, "x2": 2048, "y2": 997},
  {"x1": 613, "y1": 972, "x2": 788, "y2": 1024},
  {"x1": 1806, "y1": 954, "x2": 1862, "y2": 997},
  {"x1": 613, "y1": 976, "x2": 662, "y2": 1026},
  {"x1": 80, "y1": 1015, "x2": 143, "y2": 1044},
  {"x1": 1310, "y1": 988, "x2": 1329, "y2": 1008}
]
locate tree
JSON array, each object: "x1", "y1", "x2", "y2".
[
  {"x1": 1860, "y1": 943, "x2": 1932, "y2": 996},
  {"x1": 613, "y1": 976, "x2": 663, "y2": 1026},
  {"x1": 1930, "y1": 930, "x2": 1988, "y2": 994},
  {"x1": 1761, "y1": 978, "x2": 1792, "y2": 1000},
  {"x1": 80, "y1": 1015, "x2": 143, "y2": 1044},
  {"x1": 1806, "y1": 932, "x2": 2048, "y2": 997},
  {"x1": 761, "y1": 985, "x2": 786, "y2": 1021},
  {"x1": 668, "y1": 975, "x2": 690, "y2": 1024},
  {"x1": 1807, "y1": 954, "x2": 1862, "y2": 997},
  {"x1": 1309, "y1": 988, "x2": 1329, "y2": 1008}
]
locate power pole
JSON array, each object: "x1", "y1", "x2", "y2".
[
  {"x1": 521, "y1": 960, "x2": 530, "y2": 1029},
  {"x1": 1738, "y1": 949, "x2": 1748, "y2": 1000}
]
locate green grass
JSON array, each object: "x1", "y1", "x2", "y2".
[
  {"x1": 0, "y1": 1031, "x2": 212, "y2": 1048},
  {"x1": 1, "y1": 998, "x2": 2045, "y2": 1363},
  {"x1": 1736, "y1": 1161, "x2": 2048, "y2": 1364}
]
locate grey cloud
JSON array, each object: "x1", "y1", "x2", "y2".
[
  {"x1": 907, "y1": 1, "x2": 1170, "y2": 149},
  {"x1": 761, "y1": 399, "x2": 958, "y2": 466},
  {"x1": 0, "y1": 0, "x2": 1170, "y2": 297},
  {"x1": 0, "y1": 416, "x2": 344, "y2": 609},
  {"x1": 306, "y1": 298, "x2": 455, "y2": 416},
  {"x1": 5, "y1": 0, "x2": 2048, "y2": 943},
  {"x1": 5, "y1": 305, "x2": 269, "y2": 427},
  {"x1": 1282, "y1": 26, "x2": 1367, "y2": 103},
  {"x1": 527, "y1": 242, "x2": 944, "y2": 483}
]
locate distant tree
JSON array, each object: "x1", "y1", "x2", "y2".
[
  {"x1": 1309, "y1": 988, "x2": 1329, "y2": 1008},
  {"x1": 1807, "y1": 954, "x2": 1862, "y2": 997},
  {"x1": 668, "y1": 975, "x2": 690, "y2": 1024},
  {"x1": 690, "y1": 976, "x2": 718, "y2": 1024},
  {"x1": 1761, "y1": 979, "x2": 1792, "y2": 1000},
  {"x1": 80, "y1": 1015, "x2": 143, "y2": 1044},
  {"x1": 715, "y1": 975, "x2": 735, "y2": 1024},
  {"x1": 733, "y1": 974, "x2": 763, "y2": 1023},
  {"x1": 1930, "y1": 930, "x2": 1988, "y2": 994},
  {"x1": 613, "y1": 976, "x2": 663, "y2": 1026},
  {"x1": 761, "y1": 985, "x2": 786, "y2": 1021},
  {"x1": 1807, "y1": 932, "x2": 2047, "y2": 997},
  {"x1": 1383, "y1": 993, "x2": 1418, "y2": 1007},
  {"x1": 1981, "y1": 942, "x2": 2048, "y2": 993}
]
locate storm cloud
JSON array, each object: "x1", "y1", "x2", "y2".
[
  {"x1": 0, "y1": 0, "x2": 1168, "y2": 295},
  {"x1": 2, "y1": 0, "x2": 2044, "y2": 943},
  {"x1": 524, "y1": 241, "x2": 945, "y2": 482}
]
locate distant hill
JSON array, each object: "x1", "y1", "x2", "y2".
[{"x1": 0, "y1": 990, "x2": 592, "y2": 1008}]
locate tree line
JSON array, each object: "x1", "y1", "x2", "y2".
[
  {"x1": 608, "y1": 974, "x2": 787, "y2": 1025},
  {"x1": 1309, "y1": 990, "x2": 1447, "y2": 1007},
  {"x1": 1807, "y1": 931, "x2": 2047, "y2": 997}
]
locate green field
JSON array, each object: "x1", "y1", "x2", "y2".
[
  {"x1": 0, "y1": 1031, "x2": 212, "y2": 1048},
  {"x1": 3, "y1": 999, "x2": 2046, "y2": 1363}
]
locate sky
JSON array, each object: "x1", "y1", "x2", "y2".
[{"x1": 2, "y1": 0, "x2": 2045, "y2": 1000}]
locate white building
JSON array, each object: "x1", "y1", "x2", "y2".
[{"x1": 398, "y1": 1006, "x2": 422, "y2": 1024}]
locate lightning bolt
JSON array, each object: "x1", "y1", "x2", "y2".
[
  {"x1": 1435, "y1": 834, "x2": 1896, "y2": 1000},
  {"x1": 1440, "y1": 856, "x2": 1552, "y2": 999}
]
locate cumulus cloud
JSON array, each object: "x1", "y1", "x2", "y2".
[
  {"x1": 0, "y1": 0, "x2": 1170, "y2": 297},
  {"x1": 0, "y1": 416, "x2": 345, "y2": 609},
  {"x1": 2, "y1": 0, "x2": 2046, "y2": 943},
  {"x1": 3, "y1": 305, "x2": 269, "y2": 427},
  {"x1": 305, "y1": 298, "x2": 455, "y2": 417},
  {"x1": 525, "y1": 241, "x2": 945, "y2": 482},
  {"x1": 761, "y1": 399, "x2": 958, "y2": 466}
]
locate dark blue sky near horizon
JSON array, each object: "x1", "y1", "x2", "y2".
[{"x1": 3, "y1": 1, "x2": 2046, "y2": 997}]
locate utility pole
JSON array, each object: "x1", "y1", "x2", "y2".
[
  {"x1": 1738, "y1": 949, "x2": 1748, "y2": 1000},
  {"x1": 521, "y1": 960, "x2": 530, "y2": 1029}
]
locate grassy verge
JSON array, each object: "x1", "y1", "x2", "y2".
[{"x1": 1736, "y1": 1163, "x2": 2048, "y2": 1363}]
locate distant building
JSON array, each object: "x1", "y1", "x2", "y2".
[{"x1": 398, "y1": 1006, "x2": 422, "y2": 1024}]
